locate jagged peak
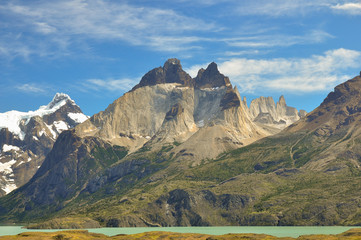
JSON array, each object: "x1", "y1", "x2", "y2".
[
  {"x1": 242, "y1": 96, "x2": 247, "y2": 106},
  {"x1": 0, "y1": 93, "x2": 81, "y2": 141},
  {"x1": 277, "y1": 95, "x2": 286, "y2": 106},
  {"x1": 130, "y1": 59, "x2": 237, "y2": 91},
  {"x1": 195, "y1": 68, "x2": 205, "y2": 78},
  {"x1": 251, "y1": 96, "x2": 275, "y2": 104},
  {"x1": 46, "y1": 93, "x2": 75, "y2": 110},
  {"x1": 131, "y1": 59, "x2": 193, "y2": 91},
  {"x1": 206, "y1": 62, "x2": 219, "y2": 73},
  {"x1": 194, "y1": 62, "x2": 231, "y2": 89},
  {"x1": 163, "y1": 58, "x2": 181, "y2": 68}
]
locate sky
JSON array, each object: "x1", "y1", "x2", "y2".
[{"x1": 1, "y1": 0, "x2": 361, "y2": 116}]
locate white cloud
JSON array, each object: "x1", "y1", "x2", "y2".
[
  {"x1": 15, "y1": 83, "x2": 47, "y2": 93},
  {"x1": 331, "y1": 2, "x2": 361, "y2": 15},
  {"x1": 83, "y1": 78, "x2": 137, "y2": 92},
  {"x1": 216, "y1": 48, "x2": 361, "y2": 93},
  {"x1": 184, "y1": 63, "x2": 209, "y2": 78}
]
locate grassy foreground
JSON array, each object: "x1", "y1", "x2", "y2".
[{"x1": 2, "y1": 228, "x2": 361, "y2": 240}]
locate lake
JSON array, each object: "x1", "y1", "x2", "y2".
[{"x1": 0, "y1": 226, "x2": 359, "y2": 238}]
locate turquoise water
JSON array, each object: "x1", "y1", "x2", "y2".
[{"x1": 0, "y1": 226, "x2": 358, "y2": 238}]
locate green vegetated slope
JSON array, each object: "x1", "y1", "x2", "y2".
[
  {"x1": 7, "y1": 125, "x2": 361, "y2": 227},
  {"x1": 2, "y1": 75, "x2": 361, "y2": 227},
  {"x1": 59, "y1": 129, "x2": 361, "y2": 227}
]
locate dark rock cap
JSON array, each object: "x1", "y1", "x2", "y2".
[
  {"x1": 130, "y1": 59, "x2": 233, "y2": 91},
  {"x1": 130, "y1": 58, "x2": 193, "y2": 91},
  {"x1": 194, "y1": 62, "x2": 231, "y2": 89}
]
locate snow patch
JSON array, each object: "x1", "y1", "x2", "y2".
[
  {"x1": 53, "y1": 121, "x2": 69, "y2": 133},
  {"x1": 197, "y1": 120, "x2": 205, "y2": 128},
  {"x1": 39, "y1": 129, "x2": 46, "y2": 137},
  {"x1": 68, "y1": 112, "x2": 88, "y2": 123},
  {"x1": 0, "y1": 159, "x2": 16, "y2": 174},
  {"x1": 2, "y1": 182, "x2": 17, "y2": 195},
  {"x1": 145, "y1": 136, "x2": 151, "y2": 140},
  {"x1": 159, "y1": 83, "x2": 181, "y2": 91},
  {"x1": 2, "y1": 144, "x2": 20, "y2": 152},
  {"x1": 33, "y1": 136, "x2": 39, "y2": 141},
  {"x1": 28, "y1": 157, "x2": 32, "y2": 161},
  {"x1": 45, "y1": 124, "x2": 57, "y2": 139},
  {"x1": 0, "y1": 159, "x2": 17, "y2": 194},
  {"x1": 202, "y1": 86, "x2": 225, "y2": 91}
]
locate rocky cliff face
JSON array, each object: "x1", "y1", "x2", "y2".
[
  {"x1": 0, "y1": 93, "x2": 88, "y2": 196},
  {"x1": 76, "y1": 59, "x2": 266, "y2": 163},
  {"x1": 246, "y1": 95, "x2": 306, "y2": 132}
]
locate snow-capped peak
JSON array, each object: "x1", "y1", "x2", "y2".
[
  {"x1": 0, "y1": 93, "x2": 80, "y2": 140},
  {"x1": 46, "y1": 93, "x2": 75, "y2": 110}
]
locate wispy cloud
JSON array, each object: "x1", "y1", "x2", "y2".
[
  {"x1": 15, "y1": 83, "x2": 47, "y2": 93},
  {"x1": 234, "y1": 0, "x2": 331, "y2": 17},
  {"x1": 82, "y1": 78, "x2": 137, "y2": 92},
  {"x1": 224, "y1": 50, "x2": 261, "y2": 57},
  {"x1": 0, "y1": 0, "x2": 338, "y2": 61},
  {"x1": 225, "y1": 30, "x2": 333, "y2": 48},
  {"x1": 331, "y1": 2, "x2": 361, "y2": 15},
  {"x1": 175, "y1": 0, "x2": 232, "y2": 5},
  {"x1": 216, "y1": 48, "x2": 361, "y2": 93},
  {"x1": 0, "y1": 0, "x2": 216, "y2": 59}
]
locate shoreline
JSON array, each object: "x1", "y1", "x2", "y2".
[
  {"x1": 1, "y1": 228, "x2": 361, "y2": 239},
  {"x1": 1, "y1": 225, "x2": 361, "y2": 238}
]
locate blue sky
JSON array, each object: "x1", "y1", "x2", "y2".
[{"x1": 1, "y1": 0, "x2": 361, "y2": 116}]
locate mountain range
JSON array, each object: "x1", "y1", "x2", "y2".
[{"x1": 2, "y1": 59, "x2": 359, "y2": 227}]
